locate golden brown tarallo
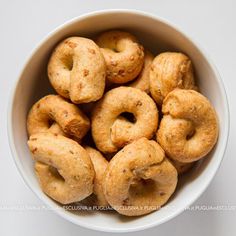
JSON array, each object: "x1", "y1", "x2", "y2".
[
  {"x1": 91, "y1": 87, "x2": 158, "y2": 153},
  {"x1": 157, "y1": 89, "x2": 218, "y2": 163},
  {"x1": 27, "y1": 95, "x2": 90, "y2": 141},
  {"x1": 48, "y1": 37, "x2": 106, "y2": 103},
  {"x1": 82, "y1": 146, "x2": 109, "y2": 207},
  {"x1": 150, "y1": 52, "x2": 196, "y2": 105},
  {"x1": 28, "y1": 132, "x2": 95, "y2": 204},
  {"x1": 102, "y1": 138, "x2": 178, "y2": 216},
  {"x1": 96, "y1": 30, "x2": 144, "y2": 84},
  {"x1": 128, "y1": 50, "x2": 154, "y2": 93}
]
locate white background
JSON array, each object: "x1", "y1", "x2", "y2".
[{"x1": 0, "y1": 0, "x2": 235, "y2": 235}]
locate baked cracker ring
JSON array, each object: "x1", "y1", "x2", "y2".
[
  {"x1": 48, "y1": 37, "x2": 106, "y2": 103},
  {"x1": 128, "y1": 50, "x2": 154, "y2": 93},
  {"x1": 157, "y1": 89, "x2": 219, "y2": 163},
  {"x1": 103, "y1": 138, "x2": 178, "y2": 216},
  {"x1": 27, "y1": 95, "x2": 90, "y2": 141},
  {"x1": 28, "y1": 132, "x2": 95, "y2": 204},
  {"x1": 91, "y1": 87, "x2": 158, "y2": 153},
  {"x1": 96, "y1": 30, "x2": 144, "y2": 84},
  {"x1": 150, "y1": 52, "x2": 196, "y2": 105},
  {"x1": 82, "y1": 147, "x2": 109, "y2": 207}
]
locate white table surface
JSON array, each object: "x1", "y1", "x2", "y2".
[{"x1": 1, "y1": 0, "x2": 235, "y2": 235}]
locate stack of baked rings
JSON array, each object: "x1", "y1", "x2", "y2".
[{"x1": 27, "y1": 30, "x2": 219, "y2": 216}]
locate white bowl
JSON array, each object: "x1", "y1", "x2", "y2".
[{"x1": 7, "y1": 9, "x2": 229, "y2": 233}]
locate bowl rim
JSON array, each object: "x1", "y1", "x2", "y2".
[{"x1": 7, "y1": 9, "x2": 230, "y2": 233}]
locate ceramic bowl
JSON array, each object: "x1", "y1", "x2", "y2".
[{"x1": 8, "y1": 9, "x2": 229, "y2": 233}]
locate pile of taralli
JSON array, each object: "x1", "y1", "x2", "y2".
[{"x1": 27, "y1": 30, "x2": 219, "y2": 216}]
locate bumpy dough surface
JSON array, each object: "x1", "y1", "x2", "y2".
[
  {"x1": 28, "y1": 132, "x2": 95, "y2": 204},
  {"x1": 92, "y1": 87, "x2": 158, "y2": 153},
  {"x1": 128, "y1": 50, "x2": 154, "y2": 93},
  {"x1": 96, "y1": 30, "x2": 144, "y2": 84},
  {"x1": 48, "y1": 37, "x2": 106, "y2": 103},
  {"x1": 150, "y1": 52, "x2": 196, "y2": 105},
  {"x1": 27, "y1": 95, "x2": 90, "y2": 141},
  {"x1": 157, "y1": 89, "x2": 219, "y2": 163},
  {"x1": 103, "y1": 138, "x2": 178, "y2": 216},
  {"x1": 82, "y1": 147, "x2": 109, "y2": 207}
]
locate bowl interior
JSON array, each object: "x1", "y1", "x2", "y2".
[{"x1": 9, "y1": 10, "x2": 228, "y2": 232}]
